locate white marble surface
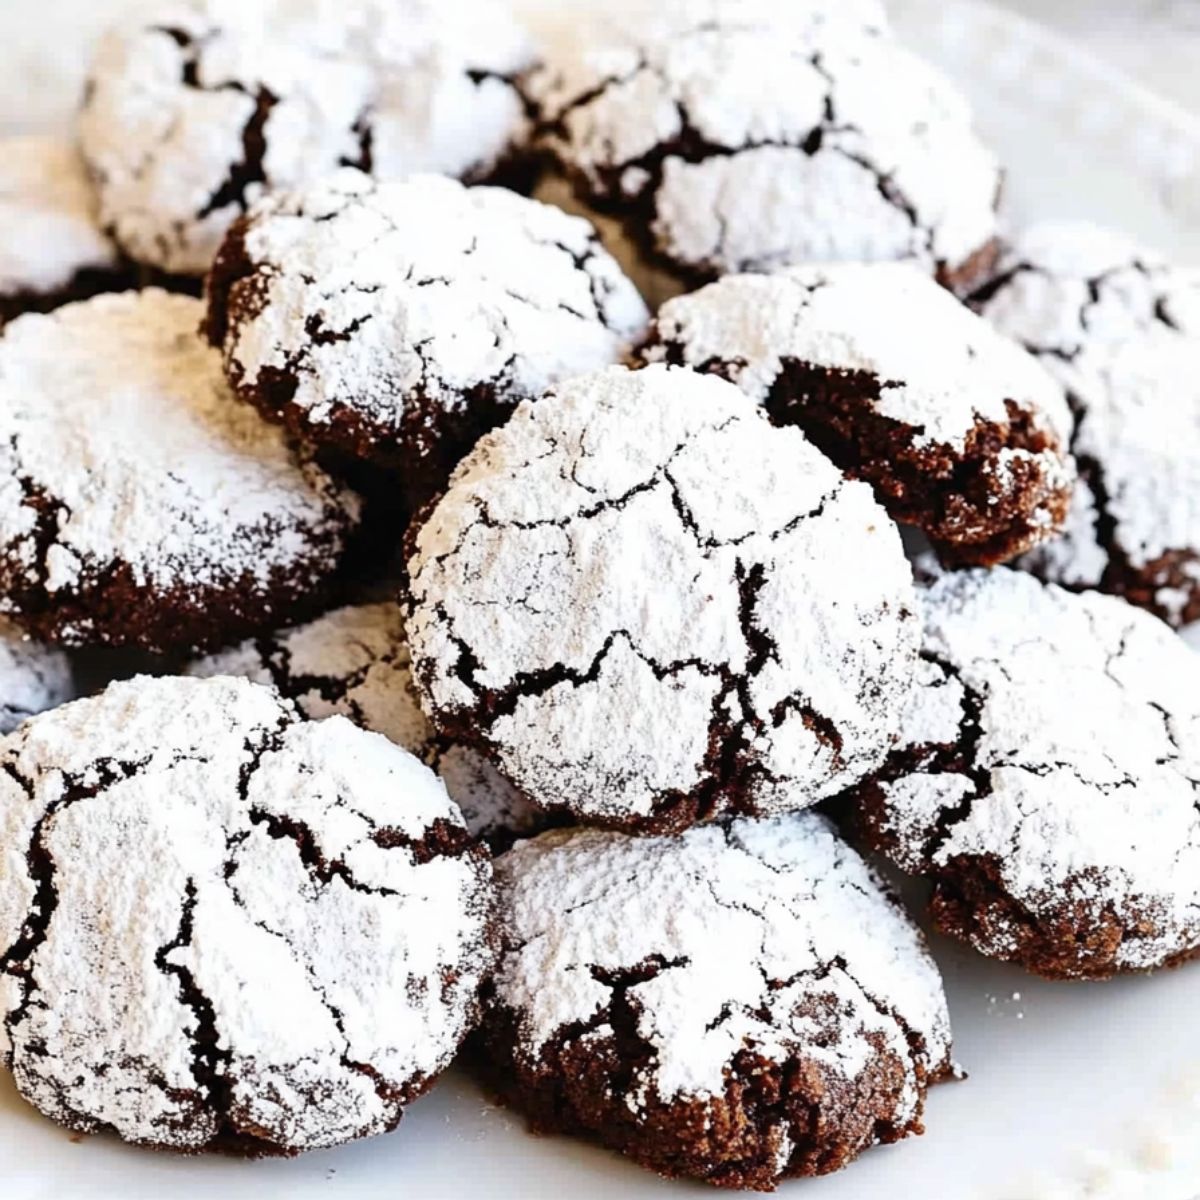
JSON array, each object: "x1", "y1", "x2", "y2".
[{"x1": 1002, "y1": 0, "x2": 1200, "y2": 115}]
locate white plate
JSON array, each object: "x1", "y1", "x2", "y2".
[{"x1": 3, "y1": 2, "x2": 1200, "y2": 1197}]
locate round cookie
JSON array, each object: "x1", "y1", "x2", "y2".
[
  {"x1": 478, "y1": 812, "x2": 952, "y2": 1189},
  {"x1": 189, "y1": 602, "x2": 548, "y2": 850},
  {"x1": 0, "y1": 674, "x2": 495, "y2": 1153},
  {"x1": 0, "y1": 290, "x2": 361, "y2": 654},
  {"x1": 970, "y1": 221, "x2": 1200, "y2": 625},
  {"x1": 642, "y1": 263, "x2": 1075, "y2": 566},
  {"x1": 0, "y1": 135, "x2": 127, "y2": 325},
  {"x1": 403, "y1": 363, "x2": 918, "y2": 834},
  {"x1": 0, "y1": 619, "x2": 73, "y2": 733},
  {"x1": 78, "y1": 0, "x2": 536, "y2": 277},
  {"x1": 848, "y1": 567, "x2": 1200, "y2": 980},
  {"x1": 204, "y1": 169, "x2": 649, "y2": 499},
  {"x1": 523, "y1": 12, "x2": 1000, "y2": 292}
]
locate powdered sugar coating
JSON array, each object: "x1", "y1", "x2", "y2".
[
  {"x1": 403, "y1": 363, "x2": 918, "y2": 832},
  {"x1": 486, "y1": 812, "x2": 950, "y2": 1183},
  {"x1": 644, "y1": 263, "x2": 1074, "y2": 566},
  {"x1": 0, "y1": 290, "x2": 360, "y2": 651},
  {"x1": 0, "y1": 674, "x2": 494, "y2": 1152},
  {"x1": 189, "y1": 602, "x2": 545, "y2": 847},
  {"x1": 524, "y1": 14, "x2": 999, "y2": 282},
  {"x1": 973, "y1": 221, "x2": 1200, "y2": 625},
  {"x1": 0, "y1": 135, "x2": 118, "y2": 299},
  {"x1": 0, "y1": 619, "x2": 73, "y2": 733},
  {"x1": 207, "y1": 170, "x2": 649, "y2": 475},
  {"x1": 858, "y1": 568, "x2": 1200, "y2": 977},
  {"x1": 79, "y1": 0, "x2": 535, "y2": 276}
]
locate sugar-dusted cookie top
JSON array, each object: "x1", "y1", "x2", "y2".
[
  {"x1": 0, "y1": 674, "x2": 495, "y2": 1152},
  {"x1": 480, "y1": 811, "x2": 951, "y2": 1188},
  {"x1": 0, "y1": 290, "x2": 360, "y2": 652},
  {"x1": 851, "y1": 567, "x2": 1200, "y2": 979},
  {"x1": 205, "y1": 170, "x2": 648, "y2": 498},
  {"x1": 403, "y1": 363, "x2": 917, "y2": 833},
  {"x1": 524, "y1": 12, "x2": 999, "y2": 287},
  {"x1": 79, "y1": 0, "x2": 536, "y2": 276}
]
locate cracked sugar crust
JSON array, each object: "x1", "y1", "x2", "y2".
[
  {"x1": 0, "y1": 290, "x2": 361, "y2": 654},
  {"x1": 0, "y1": 619, "x2": 73, "y2": 734},
  {"x1": 0, "y1": 674, "x2": 495, "y2": 1154},
  {"x1": 642, "y1": 263, "x2": 1074, "y2": 567},
  {"x1": 970, "y1": 221, "x2": 1200, "y2": 627},
  {"x1": 189, "y1": 602, "x2": 548, "y2": 850},
  {"x1": 204, "y1": 170, "x2": 649, "y2": 498},
  {"x1": 402, "y1": 363, "x2": 918, "y2": 835},
  {"x1": 0, "y1": 135, "x2": 126, "y2": 322},
  {"x1": 78, "y1": 0, "x2": 536, "y2": 277},
  {"x1": 847, "y1": 568, "x2": 1200, "y2": 980},
  {"x1": 477, "y1": 812, "x2": 952, "y2": 1190},
  {"x1": 522, "y1": 13, "x2": 1000, "y2": 288}
]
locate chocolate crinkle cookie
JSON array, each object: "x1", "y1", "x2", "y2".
[
  {"x1": 970, "y1": 221, "x2": 1200, "y2": 626},
  {"x1": 642, "y1": 263, "x2": 1075, "y2": 566},
  {"x1": 0, "y1": 674, "x2": 496, "y2": 1154},
  {"x1": 204, "y1": 169, "x2": 648, "y2": 501},
  {"x1": 189, "y1": 602, "x2": 548, "y2": 850},
  {"x1": 522, "y1": 9, "x2": 1000, "y2": 293},
  {"x1": 0, "y1": 290, "x2": 361, "y2": 654},
  {"x1": 403, "y1": 363, "x2": 918, "y2": 835},
  {"x1": 0, "y1": 135, "x2": 128, "y2": 326},
  {"x1": 846, "y1": 567, "x2": 1200, "y2": 981},
  {"x1": 78, "y1": 0, "x2": 536, "y2": 277},
  {"x1": 477, "y1": 812, "x2": 952, "y2": 1190}
]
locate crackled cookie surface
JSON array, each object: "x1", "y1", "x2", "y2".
[
  {"x1": 524, "y1": 12, "x2": 999, "y2": 288},
  {"x1": 971, "y1": 221, "x2": 1200, "y2": 625},
  {"x1": 479, "y1": 813, "x2": 952, "y2": 1189},
  {"x1": 0, "y1": 135, "x2": 125, "y2": 324},
  {"x1": 0, "y1": 290, "x2": 360, "y2": 653},
  {"x1": 849, "y1": 568, "x2": 1200, "y2": 980},
  {"x1": 205, "y1": 170, "x2": 648, "y2": 496},
  {"x1": 403, "y1": 364, "x2": 917, "y2": 834},
  {"x1": 190, "y1": 602, "x2": 546, "y2": 849},
  {"x1": 644, "y1": 263, "x2": 1074, "y2": 566},
  {"x1": 0, "y1": 674, "x2": 495, "y2": 1153},
  {"x1": 79, "y1": 0, "x2": 535, "y2": 276}
]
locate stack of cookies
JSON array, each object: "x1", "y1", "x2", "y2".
[{"x1": 0, "y1": 0, "x2": 1196, "y2": 1190}]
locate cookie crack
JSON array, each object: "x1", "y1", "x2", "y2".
[
  {"x1": 154, "y1": 878, "x2": 236, "y2": 1124},
  {"x1": 196, "y1": 86, "x2": 278, "y2": 221},
  {"x1": 872, "y1": 652, "x2": 990, "y2": 862},
  {"x1": 245, "y1": 807, "x2": 402, "y2": 896},
  {"x1": 1, "y1": 756, "x2": 150, "y2": 1060}
]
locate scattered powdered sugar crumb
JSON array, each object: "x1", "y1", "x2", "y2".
[
  {"x1": 0, "y1": 135, "x2": 117, "y2": 297},
  {"x1": 221, "y1": 170, "x2": 649, "y2": 439},
  {"x1": 0, "y1": 290, "x2": 359, "y2": 597},
  {"x1": 491, "y1": 812, "x2": 950, "y2": 1118},
  {"x1": 79, "y1": 0, "x2": 536, "y2": 275},
  {"x1": 525, "y1": 14, "x2": 999, "y2": 278},
  {"x1": 975, "y1": 220, "x2": 1200, "y2": 621},
  {"x1": 646, "y1": 262, "x2": 1072, "y2": 449},
  {"x1": 0, "y1": 618, "x2": 73, "y2": 733},
  {"x1": 189, "y1": 601, "x2": 544, "y2": 845},
  {"x1": 877, "y1": 568, "x2": 1200, "y2": 970},
  {"x1": 0, "y1": 674, "x2": 494, "y2": 1152},
  {"x1": 403, "y1": 363, "x2": 917, "y2": 828}
]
